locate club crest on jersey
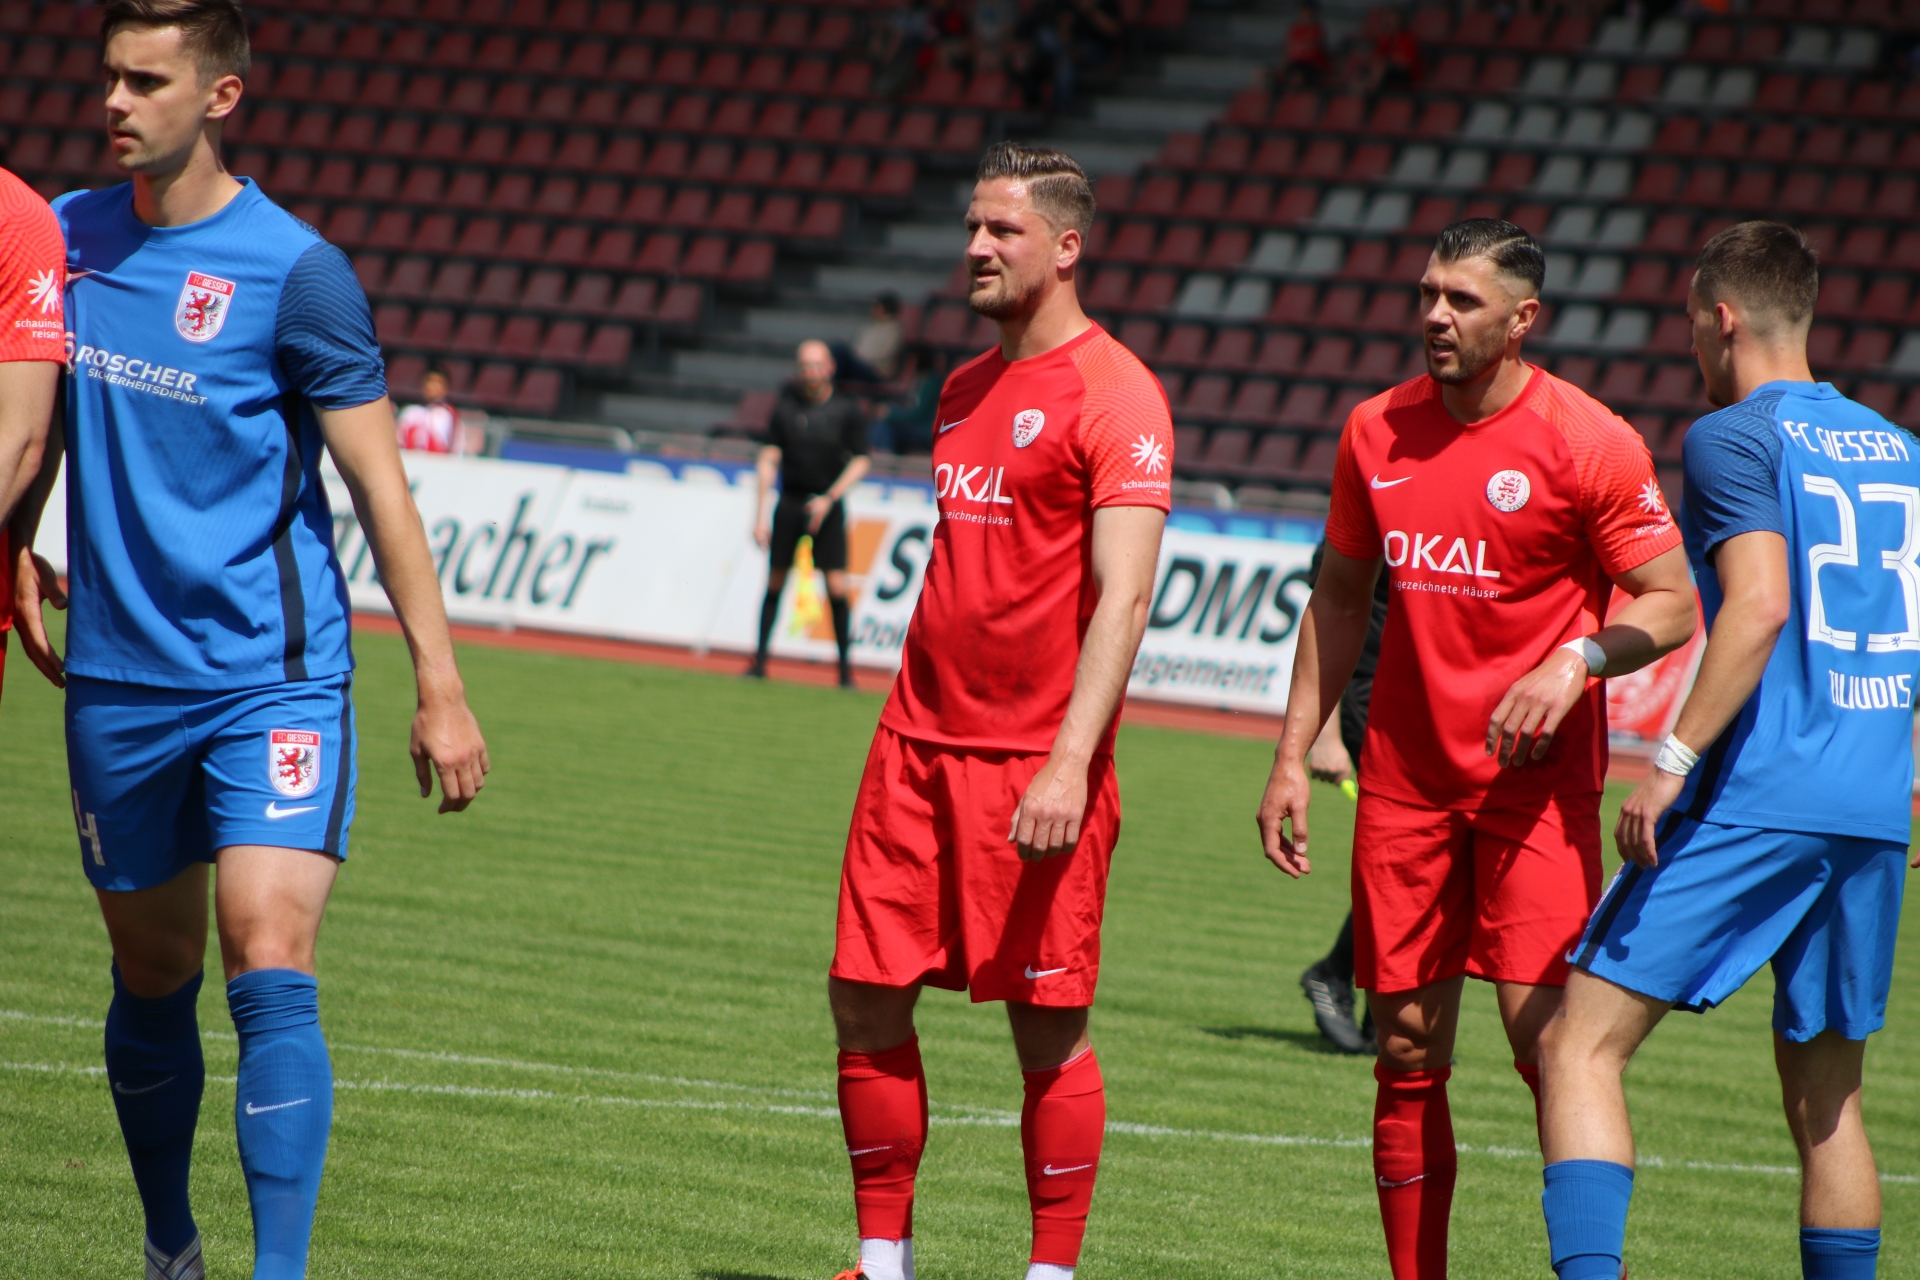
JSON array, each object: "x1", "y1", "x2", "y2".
[
  {"x1": 1486, "y1": 469, "x2": 1531, "y2": 513},
  {"x1": 268, "y1": 730, "x2": 322, "y2": 798},
  {"x1": 1012, "y1": 409, "x2": 1045, "y2": 447},
  {"x1": 174, "y1": 271, "x2": 235, "y2": 343}
]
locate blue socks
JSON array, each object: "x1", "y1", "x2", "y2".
[
  {"x1": 1802, "y1": 1227, "x2": 1879, "y2": 1278},
  {"x1": 228, "y1": 969, "x2": 333, "y2": 1280},
  {"x1": 1542, "y1": 1159, "x2": 1635, "y2": 1280},
  {"x1": 105, "y1": 964, "x2": 206, "y2": 1257}
]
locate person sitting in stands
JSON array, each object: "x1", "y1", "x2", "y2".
[
  {"x1": 396, "y1": 366, "x2": 460, "y2": 454},
  {"x1": 1276, "y1": 0, "x2": 1332, "y2": 86}
]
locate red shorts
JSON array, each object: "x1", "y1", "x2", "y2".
[
  {"x1": 831, "y1": 726, "x2": 1120, "y2": 1007},
  {"x1": 1352, "y1": 788, "x2": 1602, "y2": 993}
]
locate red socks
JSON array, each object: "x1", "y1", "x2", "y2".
[
  {"x1": 1373, "y1": 1062, "x2": 1456, "y2": 1280},
  {"x1": 837, "y1": 1037, "x2": 929, "y2": 1240},
  {"x1": 1021, "y1": 1048, "x2": 1105, "y2": 1266}
]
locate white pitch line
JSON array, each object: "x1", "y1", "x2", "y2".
[{"x1": 8, "y1": 1012, "x2": 1917, "y2": 1185}]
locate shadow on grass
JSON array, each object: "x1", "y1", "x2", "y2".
[{"x1": 1199, "y1": 1025, "x2": 1356, "y2": 1055}]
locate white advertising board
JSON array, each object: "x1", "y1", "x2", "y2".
[{"x1": 37, "y1": 451, "x2": 1322, "y2": 715}]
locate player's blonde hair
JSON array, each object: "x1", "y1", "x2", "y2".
[{"x1": 975, "y1": 142, "x2": 1096, "y2": 237}]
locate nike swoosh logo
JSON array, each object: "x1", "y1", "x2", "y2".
[
  {"x1": 1043, "y1": 1163, "x2": 1094, "y2": 1176},
  {"x1": 847, "y1": 1145, "x2": 893, "y2": 1156},
  {"x1": 114, "y1": 1075, "x2": 176, "y2": 1096},
  {"x1": 937, "y1": 417, "x2": 968, "y2": 433},
  {"x1": 244, "y1": 1098, "x2": 312, "y2": 1116},
  {"x1": 1370, "y1": 474, "x2": 1411, "y2": 488},
  {"x1": 1378, "y1": 1173, "x2": 1426, "y2": 1188},
  {"x1": 1024, "y1": 966, "x2": 1069, "y2": 979},
  {"x1": 264, "y1": 802, "x2": 319, "y2": 819}
]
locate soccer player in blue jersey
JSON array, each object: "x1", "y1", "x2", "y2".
[
  {"x1": 7, "y1": 3, "x2": 489, "y2": 1278},
  {"x1": 1535, "y1": 222, "x2": 1917, "y2": 1280}
]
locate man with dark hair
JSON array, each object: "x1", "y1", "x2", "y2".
[
  {"x1": 11, "y1": 5, "x2": 489, "y2": 1278},
  {"x1": 826, "y1": 140, "x2": 1171, "y2": 1280},
  {"x1": 1537, "y1": 222, "x2": 1917, "y2": 1280},
  {"x1": 749, "y1": 340, "x2": 870, "y2": 687},
  {"x1": 1256, "y1": 219, "x2": 1698, "y2": 1279}
]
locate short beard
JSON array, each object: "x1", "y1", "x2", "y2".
[
  {"x1": 969, "y1": 273, "x2": 1043, "y2": 323},
  {"x1": 1426, "y1": 328, "x2": 1506, "y2": 386}
]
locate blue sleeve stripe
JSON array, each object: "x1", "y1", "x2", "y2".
[
  {"x1": 1683, "y1": 394, "x2": 1786, "y2": 557},
  {"x1": 275, "y1": 241, "x2": 387, "y2": 410}
]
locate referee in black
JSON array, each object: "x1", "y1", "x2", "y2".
[{"x1": 747, "y1": 339, "x2": 871, "y2": 687}]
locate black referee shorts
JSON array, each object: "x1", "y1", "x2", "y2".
[{"x1": 769, "y1": 495, "x2": 848, "y2": 573}]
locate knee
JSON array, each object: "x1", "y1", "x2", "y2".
[
  {"x1": 115, "y1": 947, "x2": 206, "y2": 1000},
  {"x1": 829, "y1": 978, "x2": 915, "y2": 1051}
]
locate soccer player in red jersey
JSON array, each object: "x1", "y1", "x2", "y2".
[
  {"x1": 1257, "y1": 220, "x2": 1699, "y2": 1280},
  {"x1": 827, "y1": 142, "x2": 1173, "y2": 1280},
  {"x1": 0, "y1": 165, "x2": 65, "y2": 708}
]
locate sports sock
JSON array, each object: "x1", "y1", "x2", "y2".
[
  {"x1": 104, "y1": 964, "x2": 206, "y2": 1257},
  {"x1": 1514, "y1": 1060, "x2": 1544, "y2": 1138},
  {"x1": 858, "y1": 1235, "x2": 914, "y2": 1280},
  {"x1": 1326, "y1": 912, "x2": 1356, "y2": 983},
  {"x1": 1026, "y1": 1264, "x2": 1074, "y2": 1280},
  {"x1": 1541, "y1": 1159, "x2": 1634, "y2": 1280},
  {"x1": 1801, "y1": 1227, "x2": 1879, "y2": 1279},
  {"x1": 228, "y1": 969, "x2": 334, "y2": 1280},
  {"x1": 829, "y1": 594, "x2": 853, "y2": 673},
  {"x1": 838, "y1": 1036, "x2": 928, "y2": 1242},
  {"x1": 1022, "y1": 1047, "x2": 1105, "y2": 1267},
  {"x1": 755, "y1": 589, "x2": 780, "y2": 662},
  {"x1": 1373, "y1": 1062, "x2": 1456, "y2": 1280}
]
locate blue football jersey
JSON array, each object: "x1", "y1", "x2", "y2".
[
  {"x1": 55, "y1": 179, "x2": 385, "y2": 690},
  {"x1": 1676, "y1": 381, "x2": 1920, "y2": 843}
]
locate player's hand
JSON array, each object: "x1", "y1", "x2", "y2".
[
  {"x1": 13, "y1": 547, "x2": 66, "y2": 689},
  {"x1": 753, "y1": 518, "x2": 771, "y2": 549},
  {"x1": 1011, "y1": 756, "x2": 1088, "y2": 861},
  {"x1": 410, "y1": 689, "x2": 490, "y2": 814},
  {"x1": 1615, "y1": 767, "x2": 1685, "y2": 868},
  {"x1": 805, "y1": 494, "x2": 833, "y2": 534},
  {"x1": 1487, "y1": 648, "x2": 1590, "y2": 768},
  {"x1": 1257, "y1": 752, "x2": 1313, "y2": 878},
  {"x1": 1306, "y1": 734, "x2": 1354, "y2": 784}
]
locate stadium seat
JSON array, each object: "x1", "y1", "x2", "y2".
[{"x1": 1276, "y1": 384, "x2": 1331, "y2": 430}]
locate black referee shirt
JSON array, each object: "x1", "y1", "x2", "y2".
[{"x1": 768, "y1": 384, "x2": 868, "y2": 497}]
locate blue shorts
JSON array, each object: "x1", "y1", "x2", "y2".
[
  {"x1": 67, "y1": 673, "x2": 357, "y2": 893},
  {"x1": 1571, "y1": 815, "x2": 1906, "y2": 1042}
]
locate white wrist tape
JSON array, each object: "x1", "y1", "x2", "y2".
[
  {"x1": 1653, "y1": 734, "x2": 1700, "y2": 777},
  {"x1": 1559, "y1": 636, "x2": 1608, "y2": 677}
]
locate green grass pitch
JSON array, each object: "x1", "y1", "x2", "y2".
[{"x1": 2, "y1": 623, "x2": 1918, "y2": 1278}]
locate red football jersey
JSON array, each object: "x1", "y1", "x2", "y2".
[
  {"x1": 0, "y1": 166, "x2": 66, "y2": 633},
  {"x1": 1324, "y1": 366, "x2": 1681, "y2": 808},
  {"x1": 881, "y1": 324, "x2": 1175, "y2": 754}
]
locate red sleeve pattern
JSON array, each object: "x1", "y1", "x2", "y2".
[
  {"x1": 1323, "y1": 404, "x2": 1380, "y2": 559},
  {"x1": 0, "y1": 169, "x2": 65, "y2": 363},
  {"x1": 1534, "y1": 373, "x2": 1682, "y2": 576},
  {"x1": 1073, "y1": 331, "x2": 1174, "y2": 511}
]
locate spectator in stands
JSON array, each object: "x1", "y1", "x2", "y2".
[
  {"x1": 1275, "y1": 0, "x2": 1332, "y2": 87},
  {"x1": 868, "y1": 344, "x2": 942, "y2": 455},
  {"x1": 396, "y1": 367, "x2": 461, "y2": 454},
  {"x1": 1357, "y1": 5, "x2": 1421, "y2": 93},
  {"x1": 869, "y1": 0, "x2": 938, "y2": 96},
  {"x1": 970, "y1": 0, "x2": 1022, "y2": 72},
  {"x1": 830, "y1": 293, "x2": 905, "y2": 386},
  {"x1": 1026, "y1": 0, "x2": 1124, "y2": 112}
]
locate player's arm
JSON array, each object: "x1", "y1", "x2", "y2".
[
  {"x1": 0, "y1": 360, "x2": 56, "y2": 525},
  {"x1": 1616, "y1": 531, "x2": 1789, "y2": 867},
  {"x1": 9, "y1": 401, "x2": 67, "y2": 687},
  {"x1": 807, "y1": 453, "x2": 870, "y2": 533},
  {"x1": 1305, "y1": 699, "x2": 1353, "y2": 783},
  {"x1": 1012, "y1": 503, "x2": 1165, "y2": 862},
  {"x1": 1258, "y1": 544, "x2": 1379, "y2": 878},
  {"x1": 753, "y1": 444, "x2": 780, "y2": 548},
  {"x1": 320, "y1": 397, "x2": 489, "y2": 812},
  {"x1": 1486, "y1": 543, "x2": 1697, "y2": 767}
]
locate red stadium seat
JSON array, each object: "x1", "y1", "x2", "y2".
[
  {"x1": 622, "y1": 185, "x2": 668, "y2": 223},
  {"x1": 1135, "y1": 176, "x2": 1182, "y2": 217},
  {"x1": 1598, "y1": 361, "x2": 1648, "y2": 404},
  {"x1": 1250, "y1": 137, "x2": 1298, "y2": 178},
  {"x1": 636, "y1": 233, "x2": 684, "y2": 275},
  {"x1": 608, "y1": 278, "x2": 660, "y2": 321},
  {"x1": 566, "y1": 274, "x2": 615, "y2": 315},
  {"x1": 1200, "y1": 427, "x2": 1252, "y2": 470},
  {"x1": 1181, "y1": 375, "x2": 1233, "y2": 421},
  {"x1": 497, "y1": 316, "x2": 544, "y2": 361},
  {"x1": 474, "y1": 265, "x2": 522, "y2": 308},
  {"x1": 893, "y1": 111, "x2": 938, "y2": 150},
  {"x1": 1225, "y1": 183, "x2": 1271, "y2": 223},
  {"x1": 387, "y1": 257, "x2": 434, "y2": 302},
  {"x1": 1841, "y1": 329, "x2": 1894, "y2": 372},
  {"x1": 653, "y1": 283, "x2": 699, "y2": 327},
  {"x1": 1178, "y1": 179, "x2": 1227, "y2": 221},
  {"x1": 1159, "y1": 324, "x2": 1207, "y2": 367},
  {"x1": 1644, "y1": 365, "x2": 1701, "y2": 412},
  {"x1": 1227, "y1": 380, "x2": 1281, "y2": 426},
  {"x1": 1302, "y1": 336, "x2": 1355, "y2": 377},
  {"x1": 1273, "y1": 185, "x2": 1320, "y2": 225},
  {"x1": 1318, "y1": 286, "x2": 1366, "y2": 326},
  {"x1": 796, "y1": 199, "x2": 846, "y2": 241},
  {"x1": 1160, "y1": 226, "x2": 1205, "y2": 270},
  {"x1": 1207, "y1": 329, "x2": 1257, "y2": 373},
  {"x1": 846, "y1": 108, "x2": 892, "y2": 148},
  {"x1": 1205, "y1": 229, "x2": 1252, "y2": 271},
  {"x1": 727, "y1": 241, "x2": 776, "y2": 283},
  {"x1": 521, "y1": 269, "x2": 568, "y2": 310},
  {"x1": 1107, "y1": 222, "x2": 1158, "y2": 264},
  {"x1": 1243, "y1": 432, "x2": 1302, "y2": 480},
  {"x1": 449, "y1": 312, "x2": 498, "y2": 357},
  {"x1": 1275, "y1": 384, "x2": 1331, "y2": 430},
  {"x1": 753, "y1": 194, "x2": 800, "y2": 237}
]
